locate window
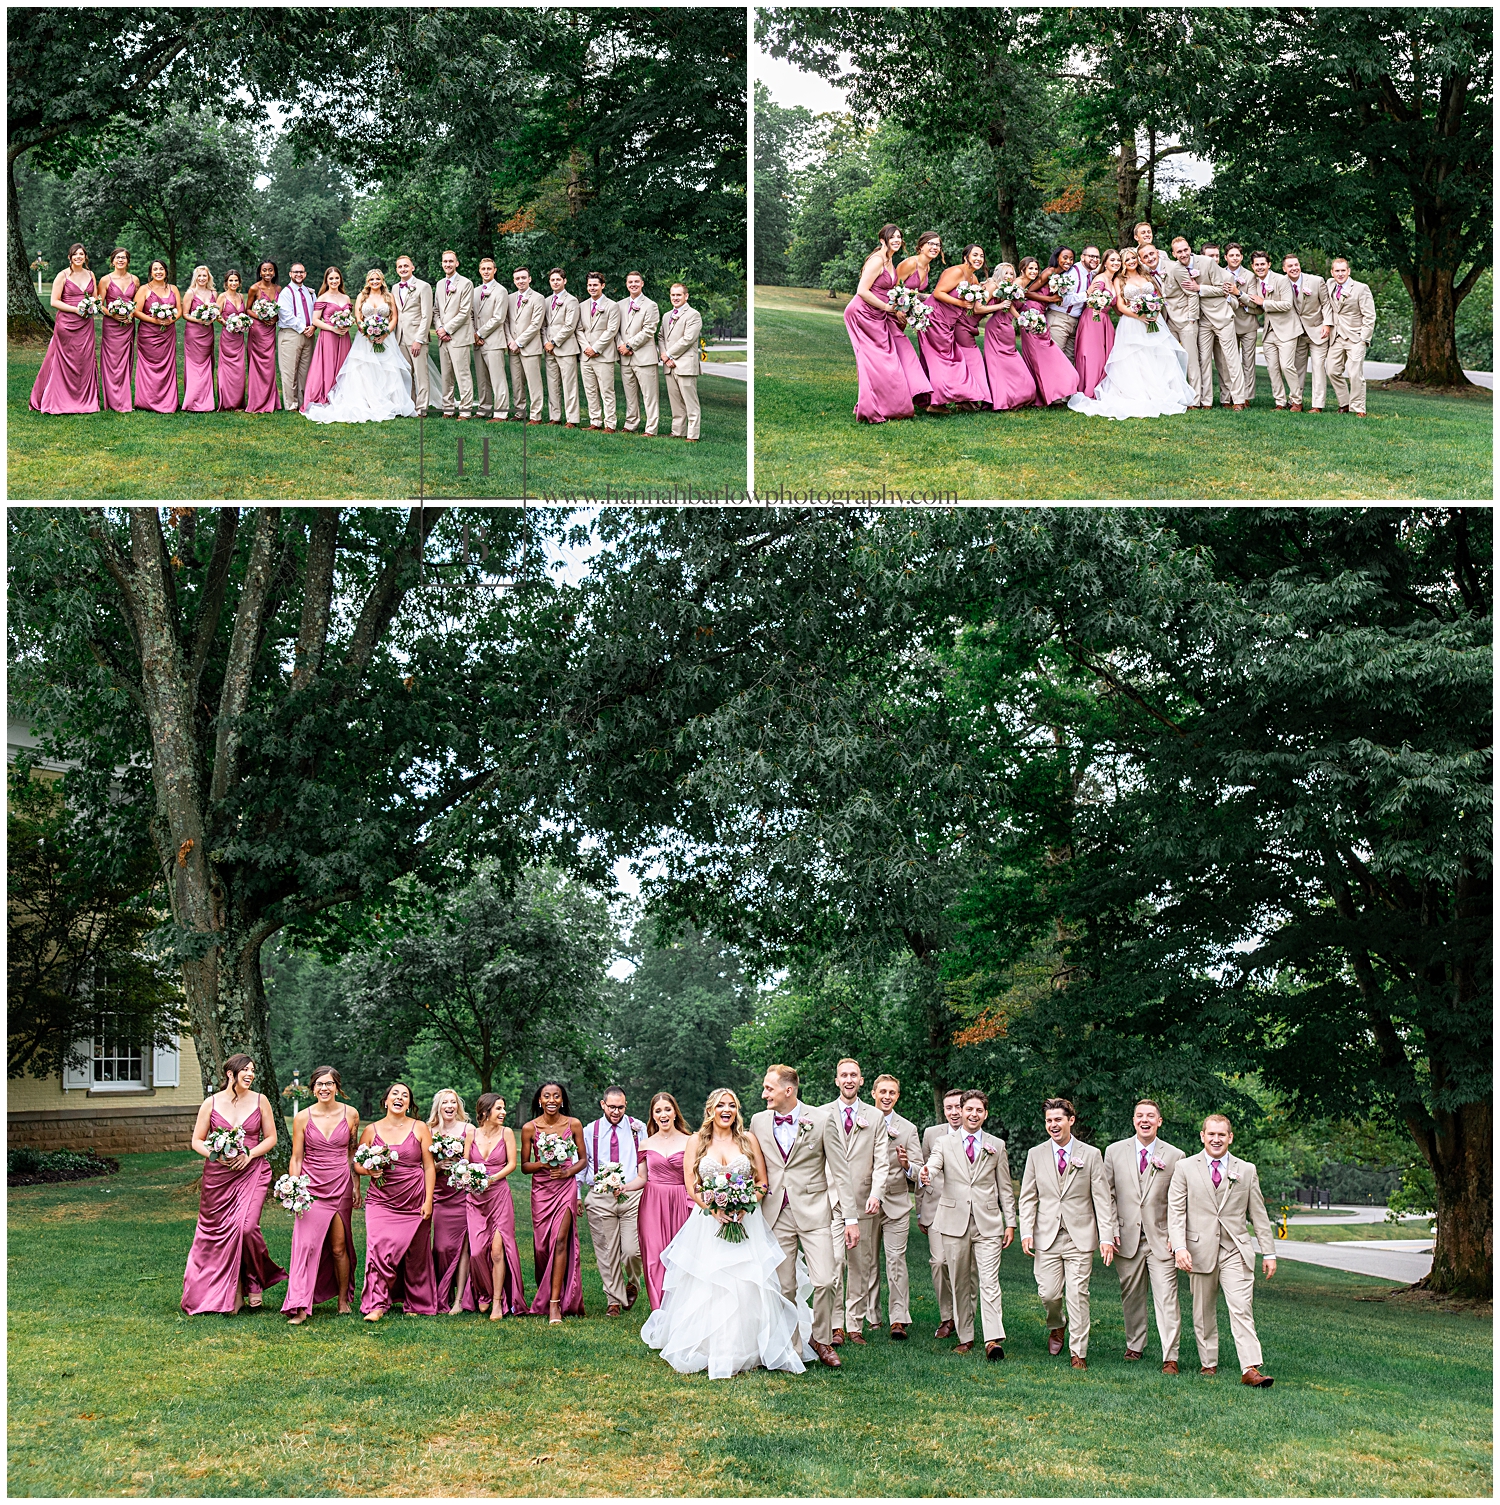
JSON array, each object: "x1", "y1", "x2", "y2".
[{"x1": 91, "y1": 1018, "x2": 146, "y2": 1089}]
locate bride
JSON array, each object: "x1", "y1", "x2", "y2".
[
  {"x1": 641, "y1": 1089, "x2": 814, "y2": 1378},
  {"x1": 1067, "y1": 251, "x2": 1194, "y2": 420},
  {"x1": 305, "y1": 268, "x2": 420, "y2": 424}
]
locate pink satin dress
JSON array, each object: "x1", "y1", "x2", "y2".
[
  {"x1": 527, "y1": 1135, "x2": 585, "y2": 1315},
  {"x1": 1018, "y1": 297, "x2": 1082, "y2": 406},
  {"x1": 844, "y1": 267, "x2": 930, "y2": 422},
  {"x1": 1072, "y1": 277, "x2": 1117, "y2": 400},
  {"x1": 29, "y1": 274, "x2": 101, "y2": 414},
  {"x1": 430, "y1": 1128, "x2": 471, "y2": 1308},
  {"x1": 918, "y1": 286, "x2": 990, "y2": 407},
  {"x1": 245, "y1": 290, "x2": 279, "y2": 414},
  {"x1": 638, "y1": 1147, "x2": 693, "y2": 1309},
  {"x1": 99, "y1": 277, "x2": 138, "y2": 412},
  {"x1": 217, "y1": 296, "x2": 248, "y2": 410},
  {"x1": 281, "y1": 1111, "x2": 357, "y2": 1318},
  {"x1": 359, "y1": 1127, "x2": 438, "y2": 1316},
  {"x1": 181, "y1": 291, "x2": 218, "y2": 411},
  {"x1": 134, "y1": 287, "x2": 180, "y2": 413},
  {"x1": 461, "y1": 1134, "x2": 527, "y2": 1315},
  {"x1": 301, "y1": 298, "x2": 353, "y2": 411},
  {"x1": 980, "y1": 308, "x2": 1040, "y2": 410}
]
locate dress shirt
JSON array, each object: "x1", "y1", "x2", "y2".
[
  {"x1": 772, "y1": 1102, "x2": 802, "y2": 1158},
  {"x1": 963, "y1": 1130, "x2": 981, "y2": 1164},
  {"x1": 581, "y1": 1114, "x2": 647, "y2": 1189},
  {"x1": 276, "y1": 283, "x2": 314, "y2": 331},
  {"x1": 1053, "y1": 1135, "x2": 1077, "y2": 1172},
  {"x1": 1134, "y1": 1136, "x2": 1158, "y2": 1173},
  {"x1": 1060, "y1": 264, "x2": 1089, "y2": 317}
]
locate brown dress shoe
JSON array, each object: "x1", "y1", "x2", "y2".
[
  {"x1": 1071, "y1": 1356, "x2": 1087, "y2": 1370},
  {"x1": 810, "y1": 1340, "x2": 841, "y2": 1369},
  {"x1": 625, "y1": 1281, "x2": 639, "y2": 1311},
  {"x1": 1311, "y1": 406, "x2": 1323, "y2": 413},
  {"x1": 953, "y1": 1341, "x2": 974, "y2": 1354},
  {"x1": 1353, "y1": 410, "x2": 1367, "y2": 416},
  {"x1": 1163, "y1": 1360, "x2": 1179, "y2": 1375},
  {"x1": 1339, "y1": 405, "x2": 1349, "y2": 413},
  {"x1": 1200, "y1": 1365, "x2": 1217, "y2": 1376},
  {"x1": 1241, "y1": 1366, "x2": 1275, "y2": 1387},
  {"x1": 606, "y1": 1303, "x2": 622, "y2": 1317},
  {"x1": 888, "y1": 1323, "x2": 908, "y2": 1341},
  {"x1": 1290, "y1": 402, "x2": 1303, "y2": 411},
  {"x1": 1124, "y1": 1348, "x2": 1144, "y2": 1361},
  {"x1": 831, "y1": 1327, "x2": 845, "y2": 1347},
  {"x1": 934, "y1": 1320, "x2": 955, "y2": 1339},
  {"x1": 985, "y1": 1341, "x2": 1005, "y2": 1362},
  {"x1": 1233, "y1": 403, "x2": 1245, "y2": 411},
  {"x1": 1048, "y1": 1328, "x2": 1066, "y2": 1356},
  {"x1": 847, "y1": 1331, "x2": 867, "y2": 1345}
]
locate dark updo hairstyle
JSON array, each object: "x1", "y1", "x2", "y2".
[
  {"x1": 384, "y1": 1080, "x2": 416, "y2": 1112},
  {"x1": 220, "y1": 1053, "x2": 254, "y2": 1091},
  {"x1": 149, "y1": 260, "x2": 168, "y2": 282},
  {"x1": 309, "y1": 1064, "x2": 342, "y2": 1092},
  {"x1": 646, "y1": 1091, "x2": 691, "y2": 1135},
  {"x1": 530, "y1": 1080, "x2": 571, "y2": 1118},
  {"x1": 476, "y1": 1091, "x2": 507, "y2": 1125},
  {"x1": 224, "y1": 269, "x2": 243, "y2": 290},
  {"x1": 259, "y1": 259, "x2": 278, "y2": 281},
  {"x1": 1018, "y1": 256, "x2": 1040, "y2": 278},
  {"x1": 914, "y1": 230, "x2": 943, "y2": 261}
]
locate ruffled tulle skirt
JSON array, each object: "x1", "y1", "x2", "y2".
[
  {"x1": 1067, "y1": 315, "x2": 1193, "y2": 420},
  {"x1": 640, "y1": 1206, "x2": 814, "y2": 1379},
  {"x1": 305, "y1": 333, "x2": 419, "y2": 423}
]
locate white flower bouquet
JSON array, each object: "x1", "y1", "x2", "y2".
[
  {"x1": 106, "y1": 297, "x2": 136, "y2": 322},
  {"x1": 697, "y1": 1164, "x2": 759, "y2": 1244},
  {"x1": 147, "y1": 299, "x2": 178, "y2": 322},
  {"x1": 186, "y1": 302, "x2": 220, "y2": 324},
  {"x1": 1014, "y1": 306, "x2": 1048, "y2": 336},
  {"x1": 533, "y1": 1130, "x2": 577, "y2": 1169},
  {"x1": 1130, "y1": 291, "x2": 1164, "y2": 332},
  {"x1": 885, "y1": 282, "x2": 921, "y2": 317},
  {"x1": 358, "y1": 308, "x2": 392, "y2": 352},
  {"x1": 1085, "y1": 282, "x2": 1115, "y2": 320},
  {"x1": 955, "y1": 280, "x2": 988, "y2": 307},
  {"x1": 222, "y1": 310, "x2": 252, "y2": 335},
  {"x1": 447, "y1": 1158, "x2": 491, "y2": 1194},
  {"x1": 354, "y1": 1141, "x2": 398, "y2": 1185},
  {"x1": 75, "y1": 294, "x2": 104, "y2": 318},
  {"x1": 990, "y1": 278, "x2": 1026, "y2": 304},
  {"x1": 273, "y1": 1172, "x2": 314, "y2": 1215},
  {"x1": 1047, "y1": 272, "x2": 1069, "y2": 296},
  {"x1": 593, "y1": 1163, "x2": 629, "y2": 1200},
  {"x1": 251, "y1": 297, "x2": 280, "y2": 324},
  {"x1": 206, "y1": 1125, "x2": 246, "y2": 1163},
  {"x1": 430, "y1": 1129, "x2": 467, "y2": 1168},
  {"x1": 904, "y1": 301, "x2": 934, "y2": 333},
  {"x1": 327, "y1": 305, "x2": 355, "y2": 333}
]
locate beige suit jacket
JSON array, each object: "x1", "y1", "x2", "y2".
[
  {"x1": 618, "y1": 295, "x2": 661, "y2": 367},
  {"x1": 509, "y1": 289, "x2": 547, "y2": 356},
  {"x1": 1158, "y1": 259, "x2": 1201, "y2": 325},
  {"x1": 917, "y1": 1123, "x2": 960, "y2": 1226},
  {"x1": 1167, "y1": 1151, "x2": 1275, "y2": 1275},
  {"x1": 543, "y1": 289, "x2": 581, "y2": 355},
  {"x1": 1286, "y1": 273, "x2": 1330, "y2": 344},
  {"x1": 1323, "y1": 278, "x2": 1376, "y2": 344},
  {"x1": 1255, "y1": 272, "x2": 1301, "y2": 342},
  {"x1": 1194, "y1": 259, "x2": 1237, "y2": 331},
  {"x1": 819, "y1": 1097, "x2": 890, "y2": 1215},
  {"x1": 393, "y1": 277, "x2": 433, "y2": 347},
  {"x1": 1102, "y1": 1137, "x2": 1185, "y2": 1261},
  {"x1": 472, "y1": 280, "x2": 510, "y2": 344},
  {"x1": 750, "y1": 1104, "x2": 846, "y2": 1233},
  {"x1": 875, "y1": 1110, "x2": 921, "y2": 1219},
  {"x1": 432, "y1": 273, "x2": 474, "y2": 347},
  {"x1": 579, "y1": 295, "x2": 621, "y2": 362},
  {"x1": 658, "y1": 303, "x2": 703, "y2": 375},
  {"x1": 1019, "y1": 1138, "x2": 1117, "y2": 1251},
  {"x1": 923, "y1": 1129, "x2": 1017, "y2": 1239},
  {"x1": 1225, "y1": 266, "x2": 1259, "y2": 336}
]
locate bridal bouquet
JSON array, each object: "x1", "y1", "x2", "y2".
[
  {"x1": 186, "y1": 303, "x2": 220, "y2": 324},
  {"x1": 75, "y1": 294, "x2": 104, "y2": 318},
  {"x1": 359, "y1": 308, "x2": 392, "y2": 352},
  {"x1": 205, "y1": 1125, "x2": 247, "y2": 1163},
  {"x1": 533, "y1": 1130, "x2": 578, "y2": 1169},
  {"x1": 1013, "y1": 306, "x2": 1048, "y2": 336},
  {"x1": 1085, "y1": 282, "x2": 1115, "y2": 321},
  {"x1": 593, "y1": 1163, "x2": 629, "y2": 1201},
  {"x1": 698, "y1": 1165, "x2": 759, "y2": 1243},
  {"x1": 272, "y1": 1172, "x2": 314, "y2": 1216},
  {"x1": 106, "y1": 297, "x2": 136, "y2": 322},
  {"x1": 903, "y1": 301, "x2": 934, "y2": 333},
  {"x1": 251, "y1": 297, "x2": 280, "y2": 324},
  {"x1": 1130, "y1": 291, "x2": 1164, "y2": 332},
  {"x1": 447, "y1": 1159, "x2": 491, "y2": 1195},
  {"x1": 147, "y1": 299, "x2": 178, "y2": 322},
  {"x1": 955, "y1": 280, "x2": 988, "y2": 307},
  {"x1": 222, "y1": 310, "x2": 252, "y2": 335},
  {"x1": 1047, "y1": 272, "x2": 1071, "y2": 297},
  {"x1": 327, "y1": 306, "x2": 355, "y2": 333},
  {"x1": 990, "y1": 278, "x2": 1025, "y2": 305},
  {"x1": 354, "y1": 1141, "x2": 398, "y2": 1185},
  {"x1": 430, "y1": 1129, "x2": 467, "y2": 1168}
]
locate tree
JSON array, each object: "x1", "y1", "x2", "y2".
[
  {"x1": 252, "y1": 135, "x2": 352, "y2": 280},
  {"x1": 785, "y1": 114, "x2": 871, "y2": 289},
  {"x1": 753, "y1": 83, "x2": 813, "y2": 286}
]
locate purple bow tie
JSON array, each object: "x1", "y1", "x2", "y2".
[{"x1": 774, "y1": 1113, "x2": 794, "y2": 1126}]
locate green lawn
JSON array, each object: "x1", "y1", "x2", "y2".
[
  {"x1": 8, "y1": 339, "x2": 747, "y2": 502},
  {"x1": 754, "y1": 285, "x2": 1494, "y2": 501},
  {"x1": 8, "y1": 1152, "x2": 1491, "y2": 1496}
]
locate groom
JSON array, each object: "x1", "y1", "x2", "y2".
[
  {"x1": 751, "y1": 1065, "x2": 854, "y2": 1369},
  {"x1": 393, "y1": 254, "x2": 434, "y2": 414}
]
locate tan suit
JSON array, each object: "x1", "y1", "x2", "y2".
[
  {"x1": 1168, "y1": 1151, "x2": 1275, "y2": 1371},
  {"x1": 923, "y1": 1129, "x2": 1017, "y2": 1346},
  {"x1": 275, "y1": 282, "x2": 316, "y2": 412},
  {"x1": 393, "y1": 276, "x2": 434, "y2": 412},
  {"x1": 543, "y1": 289, "x2": 581, "y2": 425},
  {"x1": 1019, "y1": 1138, "x2": 1117, "y2": 1359},
  {"x1": 658, "y1": 302, "x2": 704, "y2": 440},
  {"x1": 1323, "y1": 277, "x2": 1377, "y2": 414},
  {"x1": 1157, "y1": 259, "x2": 1202, "y2": 402},
  {"x1": 862, "y1": 1110, "x2": 921, "y2": 1326},
  {"x1": 1193, "y1": 260, "x2": 1246, "y2": 406},
  {"x1": 918, "y1": 1122, "x2": 962, "y2": 1323},
  {"x1": 1257, "y1": 270, "x2": 1305, "y2": 407},
  {"x1": 507, "y1": 288, "x2": 547, "y2": 421},
  {"x1": 471, "y1": 278, "x2": 511, "y2": 419},
  {"x1": 617, "y1": 294, "x2": 661, "y2": 434},
  {"x1": 749, "y1": 1103, "x2": 848, "y2": 1344},
  {"x1": 1103, "y1": 1137, "x2": 1185, "y2": 1362},
  {"x1": 820, "y1": 1096, "x2": 890, "y2": 1333},
  {"x1": 579, "y1": 294, "x2": 622, "y2": 430},
  {"x1": 433, "y1": 273, "x2": 476, "y2": 417},
  {"x1": 1217, "y1": 266, "x2": 1260, "y2": 405},
  {"x1": 1285, "y1": 272, "x2": 1331, "y2": 407}
]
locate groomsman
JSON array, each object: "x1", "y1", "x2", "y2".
[
  {"x1": 433, "y1": 250, "x2": 476, "y2": 419},
  {"x1": 751, "y1": 1065, "x2": 852, "y2": 1367},
  {"x1": 579, "y1": 273, "x2": 621, "y2": 432},
  {"x1": 472, "y1": 257, "x2": 511, "y2": 421},
  {"x1": 1102, "y1": 1100, "x2": 1185, "y2": 1372},
  {"x1": 920, "y1": 1090, "x2": 1016, "y2": 1359},
  {"x1": 658, "y1": 284, "x2": 703, "y2": 441},
  {"x1": 1218, "y1": 244, "x2": 1260, "y2": 407},
  {"x1": 1157, "y1": 237, "x2": 1203, "y2": 404},
  {"x1": 864, "y1": 1073, "x2": 921, "y2": 1340},
  {"x1": 1063, "y1": 244, "x2": 1102, "y2": 360},
  {"x1": 579, "y1": 1086, "x2": 646, "y2": 1316},
  {"x1": 276, "y1": 262, "x2": 317, "y2": 411},
  {"x1": 1249, "y1": 251, "x2": 1301, "y2": 410},
  {"x1": 1193, "y1": 243, "x2": 1246, "y2": 409},
  {"x1": 1018, "y1": 1098, "x2": 1117, "y2": 1369},
  {"x1": 393, "y1": 254, "x2": 434, "y2": 413},
  {"x1": 507, "y1": 268, "x2": 547, "y2": 423},
  {"x1": 821, "y1": 1058, "x2": 888, "y2": 1345},
  {"x1": 1167, "y1": 1114, "x2": 1277, "y2": 1386},
  {"x1": 1322, "y1": 257, "x2": 1377, "y2": 416},
  {"x1": 918, "y1": 1089, "x2": 965, "y2": 1337},
  {"x1": 1044, "y1": 247, "x2": 1083, "y2": 361},
  {"x1": 617, "y1": 271, "x2": 661, "y2": 436},
  {"x1": 1283, "y1": 254, "x2": 1331, "y2": 411},
  {"x1": 1133, "y1": 221, "x2": 1155, "y2": 252},
  {"x1": 543, "y1": 268, "x2": 582, "y2": 427}
]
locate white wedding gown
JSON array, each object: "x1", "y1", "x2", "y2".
[
  {"x1": 304, "y1": 294, "x2": 444, "y2": 424},
  {"x1": 1068, "y1": 296, "x2": 1195, "y2": 420},
  {"x1": 641, "y1": 1154, "x2": 815, "y2": 1379}
]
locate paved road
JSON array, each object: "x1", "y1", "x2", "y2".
[
  {"x1": 1252, "y1": 352, "x2": 1493, "y2": 390},
  {"x1": 703, "y1": 363, "x2": 747, "y2": 382},
  {"x1": 1287, "y1": 1207, "x2": 1428, "y2": 1226},
  {"x1": 1275, "y1": 1239, "x2": 1434, "y2": 1283}
]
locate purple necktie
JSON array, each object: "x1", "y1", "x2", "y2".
[
  {"x1": 1140, "y1": 1147, "x2": 1148, "y2": 1175},
  {"x1": 844, "y1": 1105, "x2": 853, "y2": 1134},
  {"x1": 966, "y1": 1134, "x2": 976, "y2": 1164},
  {"x1": 1211, "y1": 1160, "x2": 1222, "y2": 1188},
  {"x1": 298, "y1": 287, "x2": 308, "y2": 324},
  {"x1": 609, "y1": 1125, "x2": 620, "y2": 1165},
  {"x1": 1057, "y1": 1148, "x2": 1067, "y2": 1176},
  {"x1": 1336, "y1": 285, "x2": 1343, "y2": 300}
]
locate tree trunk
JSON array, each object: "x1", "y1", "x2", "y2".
[
  {"x1": 1144, "y1": 126, "x2": 1157, "y2": 229},
  {"x1": 1397, "y1": 265, "x2": 1475, "y2": 387},
  {"x1": 7, "y1": 150, "x2": 53, "y2": 343},
  {"x1": 1115, "y1": 132, "x2": 1142, "y2": 249},
  {"x1": 1419, "y1": 1095, "x2": 1491, "y2": 1298}
]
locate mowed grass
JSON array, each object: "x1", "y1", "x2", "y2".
[
  {"x1": 8, "y1": 1152, "x2": 1492, "y2": 1496},
  {"x1": 754, "y1": 285, "x2": 1493, "y2": 501},
  {"x1": 8, "y1": 339, "x2": 747, "y2": 502}
]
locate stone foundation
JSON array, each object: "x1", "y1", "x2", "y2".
[{"x1": 8, "y1": 1104, "x2": 199, "y2": 1154}]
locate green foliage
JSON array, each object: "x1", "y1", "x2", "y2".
[
  {"x1": 403, "y1": 1029, "x2": 494, "y2": 1123},
  {"x1": 1388, "y1": 1161, "x2": 1439, "y2": 1223},
  {"x1": 784, "y1": 115, "x2": 872, "y2": 290},
  {"x1": 252, "y1": 135, "x2": 353, "y2": 280},
  {"x1": 753, "y1": 83, "x2": 814, "y2": 288},
  {"x1": 7, "y1": 1146, "x2": 120, "y2": 1181}
]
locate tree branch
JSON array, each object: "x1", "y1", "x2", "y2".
[
  {"x1": 291, "y1": 508, "x2": 340, "y2": 693},
  {"x1": 188, "y1": 508, "x2": 240, "y2": 697},
  {"x1": 342, "y1": 507, "x2": 445, "y2": 687}
]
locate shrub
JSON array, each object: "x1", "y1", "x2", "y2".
[{"x1": 7, "y1": 1146, "x2": 122, "y2": 1184}]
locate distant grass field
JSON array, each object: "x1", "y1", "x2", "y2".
[
  {"x1": 8, "y1": 1150, "x2": 1492, "y2": 1496},
  {"x1": 754, "y1": 285, "x2": 1493, "y2": 501},
  {"x1": 9, "y1": 335, "x2": 747, "y2": 502}
]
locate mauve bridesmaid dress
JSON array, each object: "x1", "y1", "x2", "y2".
[
  {"x1": 1072, "y1": 276, "x2": 1117, "y2": 400},
  {"x1": 99, "y1": 277, "x2": 137, "y2": 412},
  {"x1": 918, "y1": 288, "x2": 990, "y2": 407},
  {"x1": 894, "y1": 267, "x2": 934, "y2": 407},
  {"x1": 301, "y1": 299, "x2": 352, "y2": 411},
  {"x1": 980, "y1": 308, "x2": 1040, "y2": 410},
  {"x1": 460, "y1": 1135, "x2": 527, "y2": 1314},
  {"x1": 245, "y1": 300, "x2": 279, "y2": 414},
  {"x1": 280, "y1": 1112, "x2": 356, "y2": 1319},
  {"x1": 527, "y1": 1143, "x2": 585, "y2": 1315},
  {"x1": 359, "y1": 1127, "x2": 438, "y2": 1316},
  {"x1": 430, "y1": 1129, "x2": 471, "y2": 1309},
  {"x1": 134, "y1": 289, "x2": 181, "y2": 413},
  {"x1": 181, "y1": 1102, "x2": 287, "y2": 1314},
  {"x1": 843, "y1": 267, "x2": 929, "y2": 423},
  {"x1": 638, "y1": 1147, "x2": 693, "y2": 1309},
  {"x1": 181, "y1": 291, "x2": 218, "y2": 412},
  {"x1": 1018, "y1": 297, "x2": 1082, "y2": 406},
  {"x1": 218, "y1": 296, "x2": 248, "y2": 410},
  {"x1": 29, "y1": 275, "x2": 101, "y2": 414}
]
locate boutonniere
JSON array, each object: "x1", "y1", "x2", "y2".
[
  {"x1": 796, "y1": 1119, "x2": 812, "y2": 1138},
  {"x1": 1225, "y1": 1165, "x2": 1240, "y2": 1186},
  {"x1": 1147, "y1": 1155, "x2": 1167, "y2": 1176},
  {"x1": 1065, "y1": 1158, "x2": 1083, "y2": 1175},
  {"x1": 982, "y1": 1145, "x2": 995, "y2": 1158}
]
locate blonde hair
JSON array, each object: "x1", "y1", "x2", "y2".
[
  {"x1": 426, "y1": 1088, "x2": 470, "y2": 1129},
  {"x1": 690, "y1": 1088, "x2": 755, "y2": 1185},
  {"x1": 873, "y1": 1073, "x2": 900, "y2": 1090},
  {"x1": 189, "y1": 265, "x2": 217, "y2": 295},
  {"x1": 354, "y1": 271, "x2": 388, "y2": 325}
]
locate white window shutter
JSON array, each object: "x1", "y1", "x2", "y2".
[
  {"x1": 152, "y1": 1034, "x2": 181, "y2": 1089},
  {"x1": 63, "y1": 1039, "x2": 92, "y2": 1090}
]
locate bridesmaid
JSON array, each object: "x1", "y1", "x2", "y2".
[
  {"x1": 1016, "y1": 256, "x2": 1082, "y2": 406},
  {"x1": 636, "y1": 1092, "x2": 694, "y2": 1310},
  {"x1": 99, "y1": 248, "x2": 138, "y2": 413},
  {"x1": 1073, "y1": 248, "x2": 1122, "y2": 399},
  {"x1": 842, "y1": 224, "x2": 930, "y2": 423},
  {"x1": 301, "y1": 267, "x2": 354, "y2": 411},
  {"x1": 132, "y1": 260, "x2": 181, "y2": 413},
  {"x1": 29, "y1": 241, "x2": 100, "y2": 415},
  {"x1": 520, "y1": 1081, "x2": 587, "y2": 1322},
  {"x1": 182, "y1": 1053, "x2": 286, "y2": 1315},
  {"x1": 919, "y1": 243, "x2": 992, "y2": 414},
  {"x1": 217, "y1": 270, "x2": 249, "y2": 410},
  {"x1": 976, "y1": 262, "x2": 1040, "y2": 411},
  {"x1": 357, "y1": 1081, "x2": 438, "y2": 1321},
  {"x1": 426, "y1": 1087, "x2": 474, "y2": 1314},
  {"x1": 181, "y1": 265, "x2": 219, "y2": 412},
  {"x1": 282, "y1": 1064, "x2": 360, "y2": 1325},
  {"x1": 889, "y1": 229, "x2": 942, "y2": 412},
  {"x1": 244, "y1": 259, "x2": 281, "y2": 414},
  {"x1": 462, "y1": 1093, "x2": 526, "y2": 1319}
]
